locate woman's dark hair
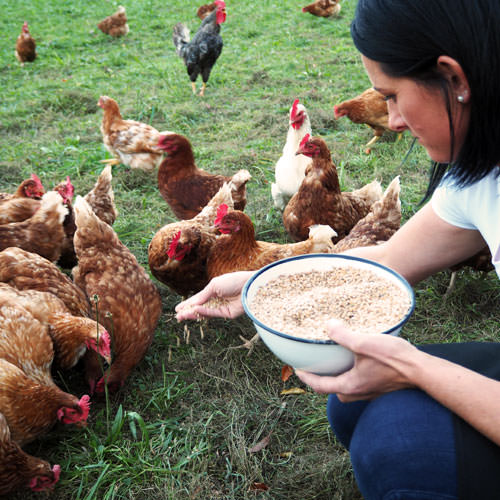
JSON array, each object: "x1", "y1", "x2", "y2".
[{"x1": 351, "y1": 0, "x2": 500, "y2": 200}]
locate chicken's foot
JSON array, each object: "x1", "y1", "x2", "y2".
[
  {"x1": 191, "y1": 82, "x2": 197, "y2": 94},
  {"x1": 364, "y1": 135, "x2": 381, "y2": 148},
  {"x1": 198, "y1": 83, "x2": 206, "y2": 97}
]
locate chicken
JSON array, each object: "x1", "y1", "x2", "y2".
[
  {"x1": 197, "y1": 2, "x2": 217, "y2": 20},
  {"x1": 72, "y1": 196, "x2": 162, "y2": 394},
  {"x1": 206, "y1": 204, "x2": 336, "y2": 279},
  {"x1": 0, "y1": 191, "x2": 67, "y2": 262},
  {"x1": 0, "y1": 247, "x2": 92, "y2": 319},
  {"x1": 283, "y1": 134, "x2": 382, "y2": 242},
  {"x1": 53, "y1": 176, "x2": 77, "y2": 269},
  {"x1": 0, "y1": 412, "x2": 60, "y2": 496},
  {"x1": 0, "y1": 174, "x2": 44, "y2": 201},
  {"x1": 271, "y1": 99, "x2": 312, "y2": 210},
  {"x1": 97, "y1": 5, "x2": 129, "y2": 37},
  {"x1": 172, "y1": 0, "x2": 227, "y2": 96},
  {"x1": 302, "y1": 0, "x2": 341, "y2": 18},
  {"x1": 84, "y1": 165, "x2": 118, "y2": 226},
  {"x1": 334, "y1": 88, "x2": 397, "y2": 148},
  {"x1": 331, "y1": 176, "x2": 401, "y2": 252},
  {"x1": 157, "y1": 133, "x2": 250, "y2": 220},
  {"x1": 0, "y1": 174, "x2": 45, "y2": 224},
  {"x1": 0, "y1": 358, "x2": 90, "y2": 446},
  {"x1": 98, "y1": 96, "x2": 170, "y2": 171},
  {"x1": 15, "y1": 21, "x2": 36, "y2": 66},
  {"x1": 0, "y1": 283, "x2": 111, "y2": 371},
  {"x1": 148, "y1": 183, "x2": 234, "y2": 297}
]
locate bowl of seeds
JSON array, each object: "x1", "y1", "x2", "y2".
[{"x1": 242, "y1": 254, "x2": 415, "y2": 375}]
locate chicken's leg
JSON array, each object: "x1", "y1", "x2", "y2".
[
  {"x1": 100, "y1": 158, "x2": 120, "y2": 166},
  {"x1": 199, "y1": 83, "x2": 207, "y2": 97},
  {"x1": 191, "y1": 82, "x2": 197, "y2": 94},
  {"x1": 364, "y1": 135, "x2": 381, "y2": 148}
]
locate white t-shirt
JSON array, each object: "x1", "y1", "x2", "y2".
[{"x1": 431, "y1": 168, "x2": 500, "y2": 278}]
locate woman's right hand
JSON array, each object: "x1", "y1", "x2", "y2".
[{"x1": 175, "y1": 270, "x2": 254, "y2": 321}]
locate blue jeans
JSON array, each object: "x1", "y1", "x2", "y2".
[{"x1": 327, "y1": 389, "x2": 458, "y2": 500}]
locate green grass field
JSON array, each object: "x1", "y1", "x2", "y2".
[{"x1": 1, "y1": 0, "x2": 499, "y2": 498}]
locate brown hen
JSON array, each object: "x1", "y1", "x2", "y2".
[
  {"x1": 302, "y1": 0, "x2": 341, "y2": 18},
  {"x1": 334, "y1": 88, "x2": 394, "y2": 147},
  {"x1": 283, "y1": 135, "x2": 382, "y2": 242},
  {"x1": 0, "y1": 359, "x2": 90, "y2": 446},
  {"x1": 84, "y1": 165, "x2": 118, "y2": 226},
  {"x1": 0, "y1": 247, "x2": 91, "y2": 318},
  {"x1": 15, "y1": 21, "x2": 36, "y2": 65},
  {"x1": 72, "y1": 196, "x2": 162, "y2": 394},
  {"x1": 0, "y1": 412, "x2": 60, "y2": 496},
  {"x1": 98, "y1": 96, "x2": 170, "y2": 171},
  {"x1": 97, "y1": 5, "x2": 129, "y2": 37},
  {"x1": 148, "y1": 183, "x2": 234, "y2": 297},
  {"x1": 207, "y1": 204, "x2": 336, "y2": 279},
  {"x1": 0, "y1": 191, "x2": 67, "y2": 262},
  {"x1": 0, "y1": 174, "x2": 44, "y2": 201},
  {"x1": 156, "y1": 133, "x2": 251, "y2": 220}
]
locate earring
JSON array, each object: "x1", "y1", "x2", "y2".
[{"x1": 457, "y1": 95, "x2": 465, "y2": 103}]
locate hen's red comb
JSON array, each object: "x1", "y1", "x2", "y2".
[
  {"x1": 214, "y1": 203, "x2": 229, "y2": 226},
  {"x1": 78, "y1": 395, "x2": 91, "y2": 421},
  {"x1": 31, "y1": 173, "x2": 43, "y2": 188},
  {"x1": 167, "y1": 231, "x2": 181, "y2": 258},
  {"x1": 299, "y1": 134, "x2": 311, "y2": 149},
  {"x1": 290, "y1": 99, "x2": 300, "y2": 120},
  {"x1": 65, "y1": 176, "x2": 74, "y2": 199}
]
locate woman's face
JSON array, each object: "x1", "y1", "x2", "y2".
[{"x1": 362, "y1": 56, "x2": 470, "y2": 163}]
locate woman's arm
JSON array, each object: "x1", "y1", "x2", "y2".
[
  {"x1": 343, "y1": 202, "x2": 487, "y2": 284},
  {"x1": 296, "y1": 320, "x2": 500, "y2": 446}
]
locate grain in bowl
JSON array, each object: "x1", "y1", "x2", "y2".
[{"x1": 242, "y1": 254, "x2": 415, "y2": 376}]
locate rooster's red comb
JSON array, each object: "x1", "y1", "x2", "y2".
[
  {"x1": 31, "y1": 173, "x2": 43, "y2": 188},
  {"x1": 290, "y1": 99, "x2": 300, "y2": 120},
  {"x1": 299, "y1": 134, "x2": 311, "y2": 149}
]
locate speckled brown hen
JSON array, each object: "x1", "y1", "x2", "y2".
[
  {"x1": 0, "y1": 412, "x2": 60, "y2": 496},
  {"x1": 156, "y1": 133, "x2": 251, "y2": 220},
  {"x1": 0, "y1": 247, "x2": 91, "y2": 318},
  {"x1": 97, "y1": 5, "x2": 129, "y2": 37},
  {"x1": 72, "y1": 196, "x2": 162, "y2": 394},
  {"x1": 0, "y1": 174, "x2": 44, "y2": 201},
  {"x1": 148, "y1": 182, "x2": 234, "y2": 297},
  {"x1": 0, "y1": 283, "x2": 110, "y2": 371},
  {"x1": 0, "y1": 358, "x2": 90, "y2": 446},
  {"x1": 0, "y1": 174, "x2": 45, "y2": 224},
  {"x1": 332, "y1": 175, "x2": 401, "y2": 252},
  {"x1": 0, "y1": 191, "x2": 67, "y2": 262},
  {"x1": 207, "y1": 204, "x2": 336, "y2": 279},
  {"x1": 98, "y1": 96, "x2": 170, "y2": 171},
  {"x1": 283, "y1": 135, "x2": 382, "y2": 242}
]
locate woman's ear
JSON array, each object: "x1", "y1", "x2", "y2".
[{"x1": 436, "y1": 55, "x2": 471, "y2": 103}]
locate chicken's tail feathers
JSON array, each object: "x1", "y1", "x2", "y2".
[
  {"x1": 308, "y1": 224, "x2": 338, "y2": 246},
  {"x1": 229, "y1": 169, "x2": 252, "y2": 189},
  {"x1": 172, "y1": 23, "x2": 190, "y2": 56},
  {"x1": 369, "y1": 175, "x2": 401, "y2": 220},
  {"x1": 206, "y1": 182, "x2": 234, "y2": 211},
  {"x1": 352, "y1": 179, "x2": 383, "y2": 205}
]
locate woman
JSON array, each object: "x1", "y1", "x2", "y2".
[{"x1": 176, "y1": 1, "x2": 500, "y2": 498}]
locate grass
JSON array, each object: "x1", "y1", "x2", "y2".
[{"x1": 1, "y1": 0, "x2": 499, "y2": 498}]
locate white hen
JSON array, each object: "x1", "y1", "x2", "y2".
[{"x1": 271, "y1": 99, "x2": 312, "y2": 210}]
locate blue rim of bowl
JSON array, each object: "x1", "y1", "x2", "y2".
[{"x1": 242, "y1": 253, "x2": 416, "y2": 345}]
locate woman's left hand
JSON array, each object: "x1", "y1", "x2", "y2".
[{"x1": 295, "y1": 320, "x2": 421, "y2": 402}]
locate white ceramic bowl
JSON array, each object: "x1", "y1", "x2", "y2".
[{"x1": 242, "y1": 254, "x2": 415, "y2": 376}]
